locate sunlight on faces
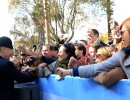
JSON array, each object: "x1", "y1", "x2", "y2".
[
  {"x1": 57, "y1": 45, "x2": 68, "y2": 61},
  {"x1": 42, "y1": 45, "x2": 52, "y2": 57},
  {"x1": 121, "y1": 26, "x2": 130, "y2": 46},
  {"x1": 95, "y1": 46, "x2": 113, "y2": 63},
  {"x1": 89, "y1": 46, "x2": 96, "y2": 58},
  {"x1": 95, "y1": 50, "x2": 104, "y2": 63}
]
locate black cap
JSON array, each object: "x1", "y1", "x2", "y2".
[{"x1": 0, "y1": 36, "x2": 13, "y2": 49}]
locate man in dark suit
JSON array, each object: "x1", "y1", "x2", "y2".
[
  {"x1": 91, "y1": 29, "x2": 107, "y2": 46},
  {"x1": 87, "y1": 28, "x2": 107, "y2": 47},
  {"x1": 0, "y1": 36, "x2": 38, "y2": 100}
]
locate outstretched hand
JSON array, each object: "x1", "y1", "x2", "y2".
[
  {"x1": 21, "y1": 66, "x2": 35, "y2": 72},
  {"x1": 68, "y1": 57, "x2": 77, "y2": 69},
  {"x1": 18, "y1": 46, "x2": 42, "y2": 59},
  {"x1": 56, "y1": 68, "x2": 72, "y2": 77},
  {"x1": 26, "y1": 51, "x2": 42, "y2": 59},
  {"x1": 18, "y1": 46, "x2": 27, "y2": 54}
]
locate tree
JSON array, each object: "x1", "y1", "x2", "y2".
[
  {"x1": 87, "y1": 0, "x2": 114, "y2": 40},
  {"x1": 99, "y1": 32, "x2": 109, "y2": 43},
  {"x1": 8, "y1": 0, "x2": 89, "y2": 44},
  {"x1": 9, "y1": 0, "x2": 46, "y2": 46},
  {"x1": 8, "y1": 0, "x2": 114, "y2": 45}
]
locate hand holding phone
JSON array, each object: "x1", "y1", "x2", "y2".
[
  {"x1": 32, "y1": 44, "x2": 37, "y2": 52},
  {"x1": 87, "y1": 28, "x2": 93, "y2": 35},
  {"x1": 115, "y1": 31, "x2": 120, "y2": 37},
  {"x1": 110, "y1": 20, "x2": 115, "y2": 29},
  {"x1": 110, "y1": 20, "x2": 119, "y2": 29}
]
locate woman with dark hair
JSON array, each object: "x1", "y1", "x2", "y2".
[
  {"x1": 56, "y1": 17, "x2": 130, "y2": 83},
  {"x1": 22, "y1": 43, "x2": 75, "y2": 77}
]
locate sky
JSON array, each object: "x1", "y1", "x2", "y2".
[
  {"x1": 0, "y1": 0, "x2": 14, "y2": 38},
  {"x1": 112, "y1": 0, "x2": 130, "y2": 24},
  {"x1": 0, "y1": 0, "x2": 130, "y2": 41},
  {"x1": 72, "y1": 0, "x2": 130, "y2": 41}
]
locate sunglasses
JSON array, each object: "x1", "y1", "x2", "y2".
[{"x1": 119, "y1": 30, "x2": 128, "y2": 35}]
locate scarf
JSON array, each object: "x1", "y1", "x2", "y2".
[{"x1": 57, "y1": 58, "x2": 69, "y2": 69}]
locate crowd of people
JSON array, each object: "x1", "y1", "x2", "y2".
[{"x1": 1, "y1": 17, "x2": 130, "y2": 100}]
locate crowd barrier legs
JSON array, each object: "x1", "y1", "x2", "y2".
[{"x1": 14, "y1": 83, "x2": 40, "y2": 100}]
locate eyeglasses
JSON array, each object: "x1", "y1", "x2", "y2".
[
  {"x1": 119, "y1": 30, "x2": 128, "y2": 35},
  {"x1": 96, "y1": 54, "x2": 102, "y2": 59}
]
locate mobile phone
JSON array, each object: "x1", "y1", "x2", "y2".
[
  {"x1": 110, "y1": 20, "x2": 115, "y2": 29},
  {"x1": 115, "y1": 31, "x2": 120, "y2": 37},
  {"x1": 63, "y1": 34, "x2": 68, "y2": 38},
  {"x1": 32, "y1": 44, "x2": 37, "y2": 52}
]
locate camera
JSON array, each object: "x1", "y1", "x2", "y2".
[
  {"x1": 32, "y1": 44, "x2": 37, "y2": 52},
  {"x1": 110, "y1": 20, "x2": 119, "y2": 29},
  {"x1": 63, "y1": 34, "x2": 68, "y2": 39},
  {"x1": 110, "y1": 20, "x2": 115, "y2": 29},
  {"x1": 115, "y1": 31, "x2": 120, "y2": 37}
]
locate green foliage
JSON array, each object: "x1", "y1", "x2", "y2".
[
  {"x1": 8, "y1": 0, "x2": 20, "y2": 11},
  {"x1": 99, "y1": 32, "x2": 109, "y2": 43},
  {"x1": 8, "y1": 0, "x2": 114, "y2": 45},
  {"x1": 32, "y1": 3, "x2": 44, "y2": 25},
  {"x1": 31, "y1": 3, "x2": 45, "y2": 40},
  {"x1": 14, "y1": 35, "x2": 40, "y2": 48}
]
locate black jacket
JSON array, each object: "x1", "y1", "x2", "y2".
[{"x1": 0, "y1": 56, "x2": 37, "y2": 100}]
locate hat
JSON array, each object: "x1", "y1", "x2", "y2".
[{"x1": 0, "y1": 36, "x2": 13, "y2": 49}]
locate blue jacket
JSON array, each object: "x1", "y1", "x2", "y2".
[{"x1": 0, "y1": 56, "x2": 37, "y2": 100}]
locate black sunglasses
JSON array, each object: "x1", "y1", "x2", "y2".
[{"x1": 119, "y1": 30, "x2": 128, "y2": 35}]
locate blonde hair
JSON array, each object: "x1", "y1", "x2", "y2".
[
  {"x1": 120, "y1": 17, "x2": 130, "y2": 63},
  {"x1": 97, "y1": 46, "x2": 113, "y2": 61}
]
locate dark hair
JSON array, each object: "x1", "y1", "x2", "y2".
[
  {"x1": 43, "y1": 44, "x2": 54, "y2": 51},
  {"x1": 75, "y1": 44, "x2": 86, "y2": 56},
  {"x1": 50, "y1": 45, "x2": 54, "y2": 51},
  {"x1": 62, "y1": 43, "x2": 75, "y2": 59},
  {"x1": 53, "y1": 45, "x2": 59, "y2": 51},
  {"x1": 79, "y1": 40, "x2": 88, "y2": 45},
  {"x1": 92, "y1": 29, "x2": 99, "y2": 37}
]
